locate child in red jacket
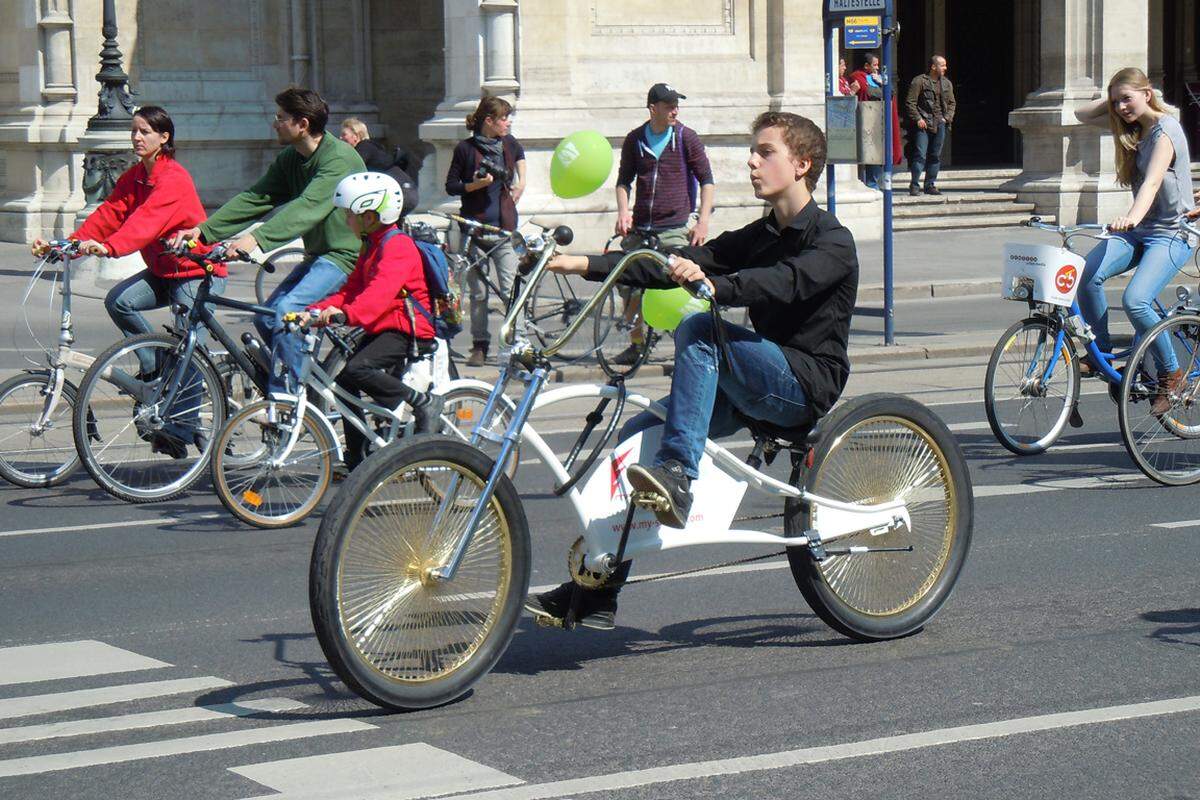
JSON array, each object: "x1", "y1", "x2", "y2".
[{"x1": 309, "y1": 172, "x2": 443, "y2": 469}]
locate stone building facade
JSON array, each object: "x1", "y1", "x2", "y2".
[{"x1": 0, "y1": 0, "x2": 1196, "y2": 248}]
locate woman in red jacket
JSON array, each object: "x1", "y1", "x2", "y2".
[
  {"x1": 33, "y1": 106, "x2": 225, "y2": 379},
  {"x1": 309, "y1": 172, "x2": 442, "y2": 470}
]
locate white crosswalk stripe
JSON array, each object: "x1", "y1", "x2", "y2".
[{"x1": 0, "y1": 639, "x2": 376, "y2": 781}]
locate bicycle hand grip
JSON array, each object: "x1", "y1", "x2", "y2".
[
  {"x1": 328, "y1": 312, "x2": 347, "y2": 325},
  {"x1": 687, "y1": 281, "x2": 714, "y2": 302},
  {"x1": 262, "y1": 261, "x2": 276, "y2": 274}
]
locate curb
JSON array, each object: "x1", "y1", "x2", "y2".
[
  {"x1": 456, "y1": 339, "x2": 998, "y2": 383},
  {"x1": 857, "y1": 271, "x2": 1134, "y2": 302}
]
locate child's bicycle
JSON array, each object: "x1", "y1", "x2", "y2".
[
  {"x1": 307, "y1": 232, "x2": 974, "y2": 711},
  {"x1": 208, "y1": 310, "x2": 518, "y2": 528}
]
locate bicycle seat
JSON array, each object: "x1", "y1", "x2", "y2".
[{"x1": 736, "y1": 409, "x2": 821, "y2": 449}]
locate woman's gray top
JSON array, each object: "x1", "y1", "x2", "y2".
[{"x1": 1134, "y1": 113, "x2": 1194, "y2": 234}]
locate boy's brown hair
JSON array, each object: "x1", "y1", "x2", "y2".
[{"x1": 751, "y1": 111, "x2": 827, "y2": 192}]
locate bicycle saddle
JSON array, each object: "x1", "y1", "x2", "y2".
[{"x1": 736, "y1": 410, "x2": 821, "y2": 449}]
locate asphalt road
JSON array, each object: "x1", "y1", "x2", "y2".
[{"x1": 1, "y1": 347, "x2": 1198, "y2": 799}]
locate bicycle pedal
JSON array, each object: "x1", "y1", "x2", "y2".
[
  {"x1": 534, "y1": 614, "x2": 565, "y2": 629},
  {"x1": 631, "y1": 490, "x2": 669, "y2": 511}
]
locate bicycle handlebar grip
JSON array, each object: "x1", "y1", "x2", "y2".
[{"x1": 328, "y1": 312, "x2": 347, "y2": 325}]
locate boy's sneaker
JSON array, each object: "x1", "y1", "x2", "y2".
[
  {"x1": 524, "y1": 581, "x2": 617, "y2": 630},
  {"x1": 411, "y1": 391, "x2": 446, "y2": 434},
  {"x1": 626, "y1": 459, "x2": 692, "y2": 528}
]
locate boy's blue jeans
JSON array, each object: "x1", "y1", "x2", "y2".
[
  {"x1": 255, "y1": 255, "x2": 348, "y2": 394},
  {"x1": 620, "y1": 312, "x2": 811, "y2": 479}
]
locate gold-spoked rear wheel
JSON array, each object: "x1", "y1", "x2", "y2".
[
  {"x1": 786, "y1": 393, "x2": 973, "y2": 641},
  {"x1": 309, "y1": 438, "x2": 529, "y2": 709}
]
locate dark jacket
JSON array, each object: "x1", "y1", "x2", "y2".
[
  {"x1": 585, "y1": 200, "x2": 858, "y2": 416},
  {"x1": 355, "y1": 139, "x2": 418, "y2": 216},
  {"x1": 616, "y1": 122, "x2": 714, "y2": 230},
  {"x1": 905, "y1": 74, "x2": 956, "y2": 132},
  {"x1": 445, "y1": 135, "x2": 524, "y2": 231}
]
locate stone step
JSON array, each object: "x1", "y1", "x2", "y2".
[
  {"x1": 930, "y1": 167, "x2": 1022, "y2": 180},
  {"x1": 893, "y1": 200, "x2": 1036, "y2": 219},
  {"x1": 918, "y1": 178, "x2": 1021, "y2": 191},
  {"x1": 893, "y1": 211, "x2": 1046, "y2": 231},
  {"x1": 892, "y1": 190, "x2": 1019, "y2": 205}
]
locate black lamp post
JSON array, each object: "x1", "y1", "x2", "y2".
[{"x1": 81, "y1": 0, "x2": 138, "y2": 206}]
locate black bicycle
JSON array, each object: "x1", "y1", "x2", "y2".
[{"x1": 70, "y1": 243, "x2": 359, "y2": 503}]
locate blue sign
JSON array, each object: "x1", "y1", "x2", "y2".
[{"x1": 844, "y1": 16, "x2": 881, "y2": 48}]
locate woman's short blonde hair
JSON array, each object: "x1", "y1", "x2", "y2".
[{"x1": 341, "y1": 117, "x2": 370, "y2": 141}]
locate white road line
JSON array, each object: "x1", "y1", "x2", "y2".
[
  {"x1": 234, "y1": 743, "x2": 523, "y2": 800},
  {"x1": 947, "y1": 421, "x2": 989, "y2": 432},
  {"x1": 0, "y1": 677, "x2": 233, "y2": 721},
  {"x1": 0, "y1": 640, "x2": 167, "y2": 688},
  {"x1": 445, "y1": 695, "x2": 1200, "y2": 800},
  {"x1": 0, "y1": 513, "x2": 223, "y2": 538},
  {"x1": 0, "y1": 718, "x2": 375, "y2": 778},
  {"x1": 1152, "y1": 518, "x2": 1200, "y2": 529},
  {"x1": 973, "y1": 472, "x2": 1146, "y2": 497},
  {"x1": 0, "y1": 697, "x2": 305, "y2": 746}
]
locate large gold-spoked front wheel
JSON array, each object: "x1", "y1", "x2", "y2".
[
  {"x1": 786, "y1": 393, "x2": 973, "y2": 641},
  {"x1": 309, "y1": 438, "x2": 530, "y2": 710}
]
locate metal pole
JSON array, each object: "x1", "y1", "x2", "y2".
[
  {"x1": 89, "y1": 0, "x2": 137, "y2": 131},
  {"x1": 824, "y1": 23, "x2": 836, "y2": 217},
  {"x1": 881, "y1": 3, "x2": 896, "y2": 345}
]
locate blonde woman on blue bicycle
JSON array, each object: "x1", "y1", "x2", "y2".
[{"x1": 1074, "y1": 67, "x2": 1196, "y2": 415}]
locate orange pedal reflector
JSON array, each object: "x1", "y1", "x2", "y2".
[
  {"x1": 455, "y1": 408, "x2": 475, "y2": 421},
  {"x1": 242, "y1": 490, "x2": 263, "y2": 507}
]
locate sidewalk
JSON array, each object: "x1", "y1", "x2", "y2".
[{"x1": 0, "y1": 223, "x2": 1132, "y2": 382}]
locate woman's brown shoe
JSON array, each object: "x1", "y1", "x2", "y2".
[{"x1": 1151, "y1": 369, "x2": 1186, "y2": 416}]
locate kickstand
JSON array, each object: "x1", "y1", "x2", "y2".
[
  {"x1": 563, "y1": 583, "x2": 581, "y2": 631},
  {"x1": 1068, "y1": 401, "x2": 1083, "y2": 428}
]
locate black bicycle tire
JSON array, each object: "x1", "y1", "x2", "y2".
[
  {"x1": 984, "y1": 317, "x2": 1079, "y2": 456},
  {"x1": 0, "y1": 371, "x2": 81, "y2": 488}
]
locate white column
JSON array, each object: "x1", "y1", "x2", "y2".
[
  {"x1": 1007, "y1": 0, "x2": 1149, "y2": 225},
  {"x1": 480, "y1": 0, "x2": 519, "y2": 97},
  {"x1": 39, "y1": 0, "x2": 76, "y2": 100}
]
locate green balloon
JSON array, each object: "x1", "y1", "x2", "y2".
[
  {"x1": 550, "y1": 130, "x2": 613, "y2": 199},
  {"x1": 641, "y1": 287, "x2": 710, "y2": 332}
]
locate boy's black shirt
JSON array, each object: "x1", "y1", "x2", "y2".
[{"x1": 584, "y1": 199, "x2": 858, "y2": 416}]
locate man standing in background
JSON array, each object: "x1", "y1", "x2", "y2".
[
  {"x1": 610, "y1": 83, "x2": 715, "y2": 365},
  {"x1": 905, "y1": 54, "x2": 956, "y2": 196}
]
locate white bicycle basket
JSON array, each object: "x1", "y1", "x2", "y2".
[{"x1": 1001, "y1": 243, "x2": 1086, "y2": 307}]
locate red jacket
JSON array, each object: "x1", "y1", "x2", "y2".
[
  {"x1": 72, "y1": 156, "x2": 223, "y2": 279},
  {"x1": 310, "y1": 225, "x2": 434, "y2": 338}
]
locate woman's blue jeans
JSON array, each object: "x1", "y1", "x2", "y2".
[
  {"x1": 619, "y1": 312, "x2": 811, "y2": 479},
  {"x1": 104, "y1": 270, "x2": 227, "y2": 436},
  {"x1": 1077, "y1": 229, "x2": 1195, "y2": 373}
]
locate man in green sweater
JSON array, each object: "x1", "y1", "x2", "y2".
[{"x1": 170, "y1": 86, "x2": 364, "y2": 392}]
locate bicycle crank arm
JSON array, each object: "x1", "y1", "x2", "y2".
[{"x1": 822, "y1": 545, "x2": 915, "y2": 556}]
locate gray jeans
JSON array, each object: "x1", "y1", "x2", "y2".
[{"x1": 467, "y1": 236, "x2": 524, "y2": 344}]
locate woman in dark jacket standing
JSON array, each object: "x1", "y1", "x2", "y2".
[{"x1": 444, "y1": 96, "x2": 527, "y2": 366}]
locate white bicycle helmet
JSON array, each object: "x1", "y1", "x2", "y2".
[{"x1": 333, "y1": 171, "x2": 404, "y2": 224}]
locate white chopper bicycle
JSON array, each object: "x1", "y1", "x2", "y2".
[{"x1": 309, "y1": 234, "x2": 975, "y2": 711}]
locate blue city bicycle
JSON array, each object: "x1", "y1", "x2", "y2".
[{"x1": 985, "y1": 216, "x2": 1200, "y2": 466}]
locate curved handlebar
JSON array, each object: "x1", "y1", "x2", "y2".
[{"x1": 429, "y1": 210, "x2": 510, "y2": 237}]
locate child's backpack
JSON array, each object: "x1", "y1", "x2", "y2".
[{"x1": 380, "y1": 228, "x2": 463, "y2": 341}]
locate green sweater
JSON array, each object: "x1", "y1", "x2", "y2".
[{"x1": 199, "y1": 134, "x2": 365, "y2": 273}]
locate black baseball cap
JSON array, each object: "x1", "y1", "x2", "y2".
[{"x1": 647, "y1": 83, "x2": 686, "y2": 105}]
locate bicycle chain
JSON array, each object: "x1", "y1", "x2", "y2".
[{"x1": 626, "y1": 549, "x2": 788, "y2": 586}]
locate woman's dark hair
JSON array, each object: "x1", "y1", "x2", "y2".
[
  {"x1": 133, "y1": 105, "x2": 176, "y2": 155},
  {"x1": 275, "y1": 86, "x2": 329, "y2": 135},
  {"x1": 465, "y1": 95, "x2": 514, "y2": 133}
]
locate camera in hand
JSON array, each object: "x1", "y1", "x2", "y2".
[{"x1": 474, "y1": 156, "x2": 513, "y2": 186}]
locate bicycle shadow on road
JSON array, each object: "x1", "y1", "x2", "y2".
[
  {"x1": 1142, "y1": 608, "x2": 1200, "y2": 648},
  {"x1": 191, "y1": 631, "x2": 393, "y2": 720},
  {"x1": 494, "y1": 612, "x2": 850, "y2": 676}
]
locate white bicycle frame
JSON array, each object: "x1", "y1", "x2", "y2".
[
  {"x1": 428, "y1": 246, "x2": 913, "y2": 583},
  {"x1": 263, "y1": 323, "x2": 501, "y2": 468},
  {"x1": 22, "y1": 245, "x2": 95, "y2": 433}
]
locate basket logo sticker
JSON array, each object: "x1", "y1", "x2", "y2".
[
  {"x1": 1055, "y1": 264, "x2": 1078, "y2": 294},
  {"x1": 610, "y1": 446, "x2": 634, "y2": 500}
]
